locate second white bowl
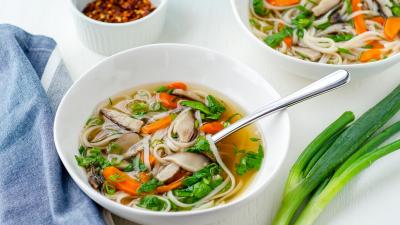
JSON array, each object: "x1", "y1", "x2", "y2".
[{"x1": 230, "y1": 0, "x2": 400, "y2": 79}]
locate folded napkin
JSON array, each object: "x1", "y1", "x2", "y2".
[{"x1": 0, "y1": 24, "x2": 106, "y2": 225}]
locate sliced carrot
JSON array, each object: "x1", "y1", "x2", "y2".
[
  {"x1": 167, "y1": 82, "x2": 187, "y2": 90},
  {"x1": 267, "y1": 0, "x2": 300, "y2": 7},
  {"x1": 371, "y1": 16, "x2": 385, "y2": 26},
  {"x1": 141, "y1": 115, "x2": 172, "y2": 134},
  {"x1": 103, "y1": 166, "x2": 140, "y2": 195},
  {"x1": 200, "y1": 122, "x2": 224, "y2": 134},
  {"x1": 156, "y1": 180, "x2": 183, "y2": 193},
  {"x1": 140, "y1": 152, "x2": 156, "y2": 166},
  {"x1": 159, "y1": 92, "x2": 178, "y2": 108},
  {"x1": 384, "y1": 17, "x2": 400, "y2": 41},
  {"x1": 369, "y1": 40, "x2": 384, "y2": 49},
  {"x1": 360, "y1": 49, "x2": 382, "y2": 62},
  {"x1": 283, "y1": 37, "x2": 293, "y2": 48},
  {"x1": 352, "y1": 0, "x2": 367, "y2": 34},
  {"x1": 138, "y1": 172, "x2": 151, "y2": 183}
]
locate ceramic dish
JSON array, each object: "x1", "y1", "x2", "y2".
[
  {"x1": 54, "y1": 44, "x2": 290, "y2": 225},
  {"x1": 68, "y1": 0, "x2": 168, "y2": 56},
  {"x1": 230, "y1": 0, "x2": 400, "y2": 79}
]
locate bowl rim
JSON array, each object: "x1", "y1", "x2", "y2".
[
  {"x1": 230, "y1": 0, "x2": 400, "y2": 69},
  {"x1": 68, "y1": 0, "x2": 168, "y2": 27},
  {"x1": 54, "y1": 43, "x2": 291, "y2": 217}
]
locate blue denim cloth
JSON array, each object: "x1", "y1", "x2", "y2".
[{"x1": 0, "y1": 24, "x2": 106, "y2": 225}]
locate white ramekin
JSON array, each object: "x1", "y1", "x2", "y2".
[{"x1": 68, "y1": 0, "x2": 168, "y2": 56}]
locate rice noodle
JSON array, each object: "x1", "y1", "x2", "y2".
[
  {"x1": 142, "y1": 136, "x2": 151, "y2": 171},
  {"x1": 206, "y1": 135, "x2": 236, "y2": 200}
]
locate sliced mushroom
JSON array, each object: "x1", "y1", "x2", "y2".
[
  {"x1": 163, "y1": 152, "x2": 209, "y2": 172},
  {"x1": 88, "y1": 167, "x2": 103, "y2": 190},
  {"x1": 292, "y1": 47, "x2": 322, "y2": 61},
  {"x1": 113, "y1": 133, "x2": 141, "y2": 152},
  {"x1": 156, "y1": 163, "x2": 180, "y2": 182},
  {"x1": 101, "y1": 108, "x2": 144, "y2": 132},
  {"x1": 172, "y1": 110, "x2": 196, "y2": 142},
  {"x1": 312, "y1": 0, "x2": 340, "y2": 17},
  {"x1": 172, "y1": 89, "x2": 204, "y2": 102}
]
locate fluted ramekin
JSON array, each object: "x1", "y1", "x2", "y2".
[{"x1": 69, "y1": 0, "x2": 168, "y2": 55}]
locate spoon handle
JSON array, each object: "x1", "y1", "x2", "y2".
[{"x1": 212, "y1": 70, "x2": 350, "y2": 143}]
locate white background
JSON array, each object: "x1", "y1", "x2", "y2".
[{"x1": 1, "y1": 0, "x2": 400, "y2": 224}]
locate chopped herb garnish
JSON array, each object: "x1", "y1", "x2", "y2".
[
  {"x1": 249, "y1": 18, "x2": 261, "y2": 29},
  {"x1": 85, "y1": 117, "x2": 104, "y2": 127},
  {"x1": 137, "y1": 178, "x2": 163, "y2": 194},
  {"x1": 186, "y1": 136, "x2": 211, "y2": 153},
  {"x1": 130, "y1": 101, "x2": 148, "y2": 116},
  {"x1": 75, "y1": 147, "x2": 112, "y2": 169},
  {"x1": 328, "y1": 33, "x2": 353, "y2": 42},
  {"x1": 133, "y1": 155, "x2": 147, "y2": 172},
  {"x1": 103, "y1": 181, "x2": 116, "y2": 195},
  {"x1": 338, "y1": 48, "x2": 353, "y2": 55},
  {"x1": 79, "y1": 145, "x2": 86, "y2": 155},
  {"x1": 109, "y1": 173, "x2": 126, "y2": 182},
  {"x1": 108, "y1": 143, "x2": 123, "y2": 154},
  {"x1": 182, "y1": 163, "x2": 220, "y2": 187},
  {"x1": 250, "y1": 137, "x2": 261, "y2": 142},
  {"x1": 207, "y1": 95, "x2": 225, "y2": 115},
  {"x1": 155, "y1": 86, "x2": 169, "y2": 93},
  {"x1": 264, "y1": 26, "x2": 293, "y2": 48},
  {"x1": 123, "y1": 163, "x2": 134, "y2": 172},
  {"x1": 345, "y1": 0, "x2": 352, "y2": 14},
  {"x1": 180, "y1": 96, "x2": 225, "y2": 120},
  {"x1": 392, "y1": 4, "x2": 400, "y2": 16},
  {"x1": 108, "y1": 98, "x2": 113, "y2": 105},
  {"x1": 291, "y1": 6, "x2": 315, "y2": 35},
  {"x1": 137, "y1": 195, "x2": 167, "y2": 211},
  {"x1": 315, "y1": 21, "x2": 331, "y2": 30},
  {"x1": 235, "y1": 144, "x2": 264, "y2": 176},
  {"x1": 253, "y1": 0, "x2": 269, "y2": 16}
]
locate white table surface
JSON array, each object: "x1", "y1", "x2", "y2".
[{"x1": 2, "y1": 0, "x2": 400, "y2": 225}]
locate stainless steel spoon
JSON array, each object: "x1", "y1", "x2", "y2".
[{"x1": 212, "y1": 70, "x2": 350, "y2": 143}]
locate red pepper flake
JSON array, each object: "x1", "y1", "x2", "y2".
[{"x1": 82, "y1": 0, "x2": 155, "y2": 23}]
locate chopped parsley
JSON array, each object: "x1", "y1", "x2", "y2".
[
  {"x1": 137, "y1": 178, "x2": 163, "y2": 194},
  {"x1": 85, "y1": 117, "x2": 104, "y2": 127},
  {"x1": 235, "y1": 144, "x2": 264, "y2": 176},
  {"x1": 338, "y1": 48, "x2": 353, "y2": 55},
  {"x1": 137, "y1": 195, "x2": 167, "y2": 211},
  {"x1": 186, "y1": 136, "x2": 211, "y2": 153},
  {"x1": 180, "y1": 95, "x2": 226, "y2": 120},
  {"x1": 253, "y1": 0, "x2": 268, "y2": 16},
  {"x1": 328, "y1": 33, "x2": 353, "y2": 42},
  {"x1": 315, "y1": 21, "x2": 331, "y2": 30},
  {"x1": 264, "y1": 26, "x2": 293, "y2": 48},
  {"x1": 108, "y1": 143, "x2": 123, "y2": 154},
  {"x1": 75, "y1": 147, "x2": 112, "y2": 169},
  {"x1": 392, "y1": 4, "x2": 400, "y2": 16},
  {"x1": 103, "y1": 181, "x2": 116, "y2": 195},
  {"x1": 250, "y1": 137, "x2": 261, "y2": 142}
]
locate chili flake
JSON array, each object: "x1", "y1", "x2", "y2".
[{"x1": 82, "y1": 0, "x2": 155, "y2": 23}]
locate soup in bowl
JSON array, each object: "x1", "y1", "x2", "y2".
[
  {"x1": 54, "y1": 44, "x2": 290, "y2": 225},
  {"x1": 231, "y1": 0, "x2": 400, "y2": 79},
  {"x1": 77, "y1": 82, "x2": 264, "y2": 212}
]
